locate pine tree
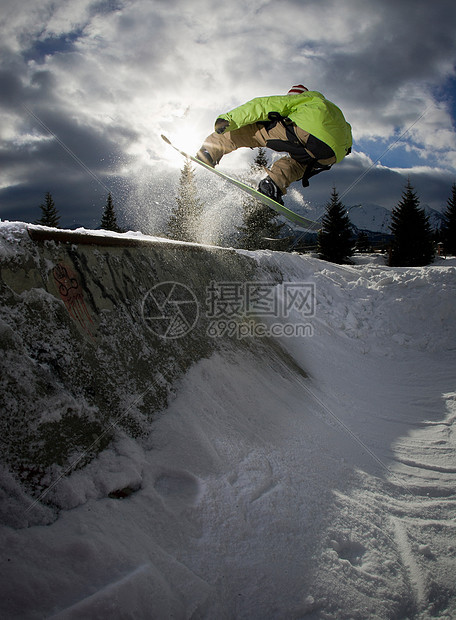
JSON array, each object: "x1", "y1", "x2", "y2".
[
  {"x1": 356, "y1": 231, "x2": 371, "y2": 253},
  {"x1": 441, "y1": 183, "x2": 456, "y2": 255},
  {"x1": 389, "y1": 181, "x2": 434, "y2": 266},
  {"x1": 317, "y1": 187, "x2": 353, "y2": 263},
  {"x1": 35, "y1": 192, "x2": 60, "y2": 227},
  {"x1": 237, "y1": 148, "x2": 285, "y2": 250},
  {"x1": 100, "y1": 192, "x2": 122, "y2": 232},
  {"x1": 168, "y1": 158, "x2": 204, "y2": 242}
]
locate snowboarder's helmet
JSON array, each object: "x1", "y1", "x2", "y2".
[{"x1": 287, "y1": 84, "x2": 308, "y2": 95}]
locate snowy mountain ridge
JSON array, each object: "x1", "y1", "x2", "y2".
[
  {"x1": 345, "y1": 202, "x2": 445, "y2": 233},
  {"x1": 290, "y1": 199, "x2": 445, "y2": 234}
]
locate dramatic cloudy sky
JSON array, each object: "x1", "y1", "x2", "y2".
[{"x1": 1, "y1": 0, "x2": 455, "y2": 234}]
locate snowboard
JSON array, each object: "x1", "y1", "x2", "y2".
[{"x1": 161, "y1": 134, "x2": 319, "y2": 230}]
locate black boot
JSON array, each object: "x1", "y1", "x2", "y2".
[{"x1": 258, "y1": 177, "x2": 284, "y2": 205}]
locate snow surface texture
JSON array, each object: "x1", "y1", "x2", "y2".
[{"x1": 1, "y1": 222, "x2": 455, "y2": 619}]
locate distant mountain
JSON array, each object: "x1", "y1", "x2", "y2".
[
  {"x1": 347, "y1": 203, "x2": 444, "y2": 233},
  {"x1": 346, "y1": 203, "x2": 392, "y2": 233},
  {"x1": 293, "y1": 201, "x2": 445, "y2": 234}
]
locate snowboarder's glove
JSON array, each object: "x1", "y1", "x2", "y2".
[{"x1": 215, "y1": 118, "x2": 230, "y2": 134}]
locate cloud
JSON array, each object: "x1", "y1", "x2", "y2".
[{"x1": 1, "y1": 0, "x2": 455, "y2": 232}]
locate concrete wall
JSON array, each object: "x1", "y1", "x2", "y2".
[{"x1": 0, "y1": 225, "x2": 270, "y2": 505}]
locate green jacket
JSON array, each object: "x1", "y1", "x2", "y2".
[{"x1": 218, "y1": 91, "x2": 352, "y2": 163}]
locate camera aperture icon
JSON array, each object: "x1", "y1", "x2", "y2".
[{"x1": 142, "y1": 282, "x2": 199, "y2": 339}]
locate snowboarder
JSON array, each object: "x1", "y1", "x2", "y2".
[{"x1": 196, "y1": 85, "x2": 352, "y2": 204}]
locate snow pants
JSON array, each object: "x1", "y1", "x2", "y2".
[{"x1": 200, "y1": 122, "x2": 336, "y2": 194}]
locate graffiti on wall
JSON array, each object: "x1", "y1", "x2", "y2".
[{"x1": 53, "y1": 263, "x2": 95, "y2": 338}]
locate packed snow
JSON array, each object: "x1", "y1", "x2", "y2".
[{"x1": 0, "y1": 222, "x2": 455, "y2": 619}]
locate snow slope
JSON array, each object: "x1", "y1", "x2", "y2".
[{"x1": 0, "y1": 222, "x2": 455, "y2": 619}]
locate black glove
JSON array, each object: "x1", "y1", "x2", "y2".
[
  {"x1": 301, "y1": 162, "x2": 332, "y2": 188},
  {"x1": 215, "y1": 118, "x2": 229, "y2": 134}
]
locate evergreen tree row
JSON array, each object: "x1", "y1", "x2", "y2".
[
  {"x1": 34, "y1": 192, "x2": 123, "y2": 232},
  {"x1": 316, "y1": 180, "x2": 456, "y2": 266},
  {"x1": 166, "y1": 147, "x2": 456, "y2": 266},
  {"x1": 34, "y1": 167, "x2": 456, "y2": 266}
]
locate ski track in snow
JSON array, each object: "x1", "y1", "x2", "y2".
[{"x1": 0, "y1": 223, "x2": 455, "y2": 619}]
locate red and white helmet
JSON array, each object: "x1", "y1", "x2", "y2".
[{"x1": 287, "y1": 84, "x2": 309, "y2": 95}]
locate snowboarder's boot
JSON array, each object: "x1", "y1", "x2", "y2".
[{"x1": 258, "y1": 177, "x2": 284, "y2": 205}]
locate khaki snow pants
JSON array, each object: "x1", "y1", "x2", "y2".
[{"x1": 200, "y1": 122, "x2": 336, "y2": 194}]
